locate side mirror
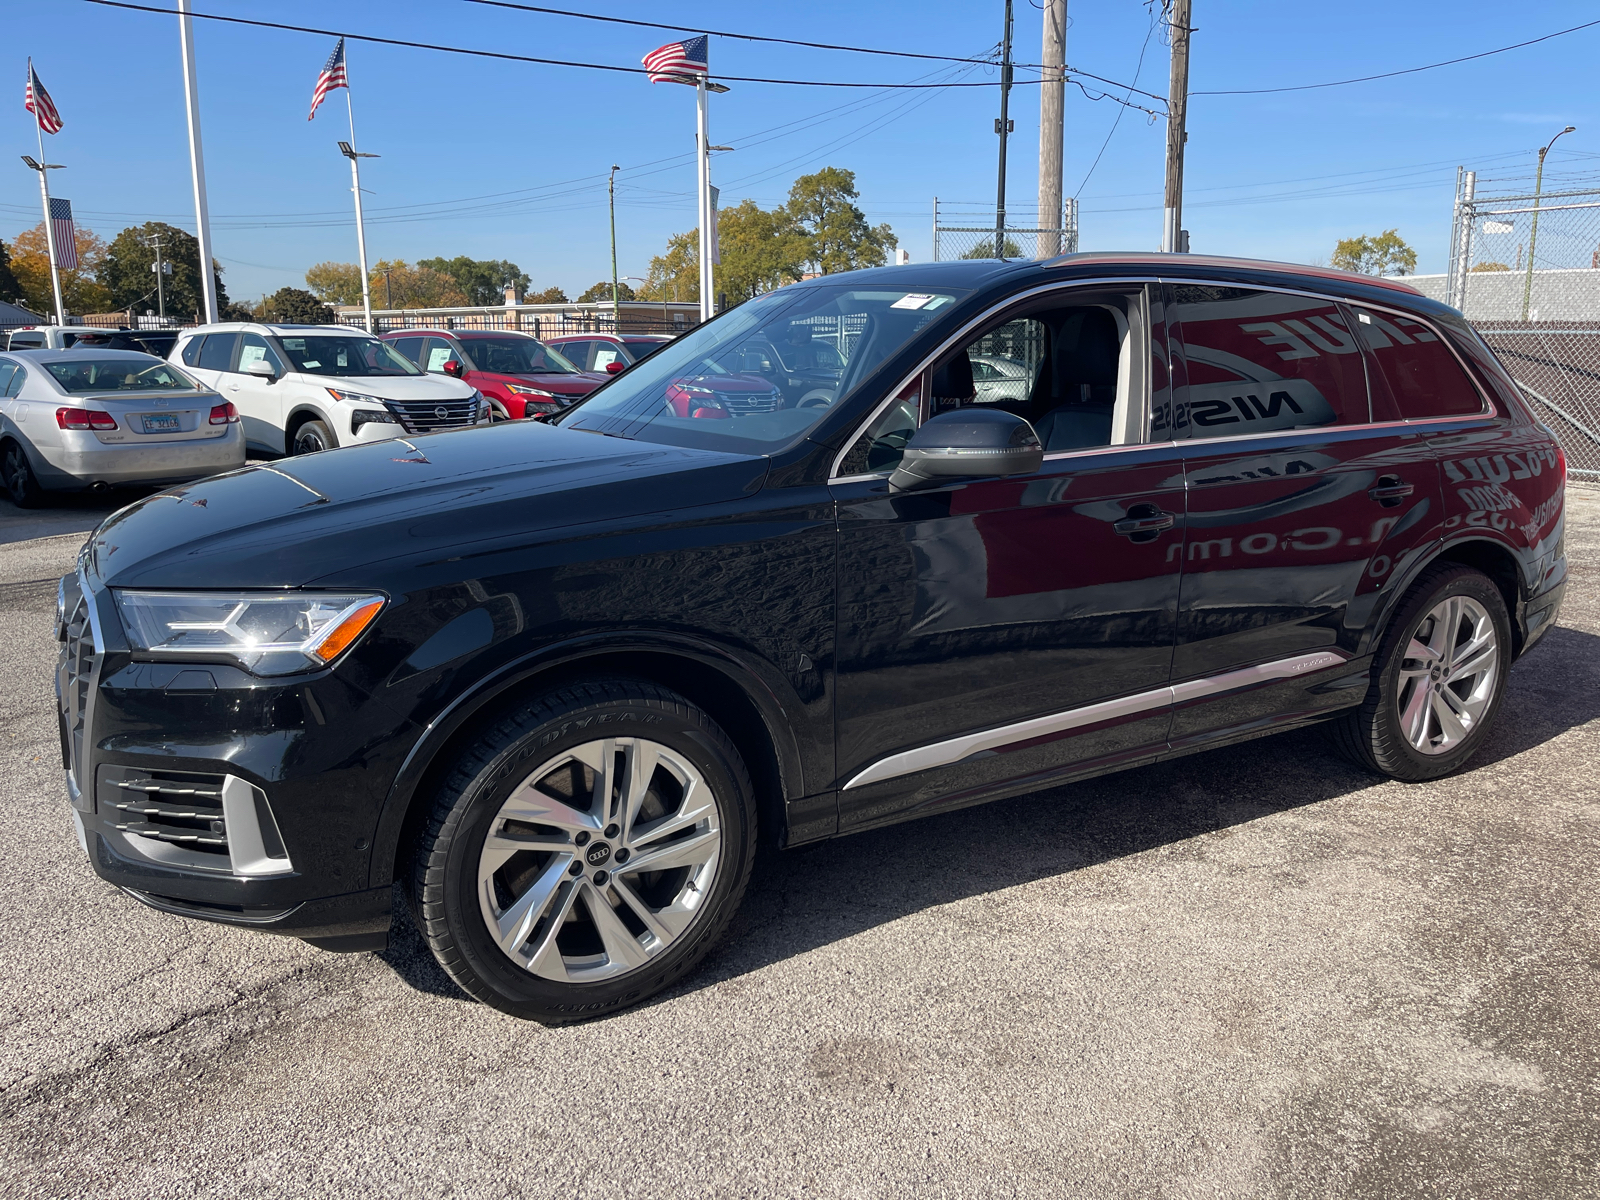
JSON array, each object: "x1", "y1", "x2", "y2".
[
  {"x1": 604, "y1": 361, "x2": 625, "y2": 375},
  {"x1": 442, "y1": 360, "x2": 464, "y2": 378},
  {"x1": 888, "y1": 408, "x2": 1043, "y2": 493},
  {"x1": 244, "y1": 359, "x2": 277, "y2": 382}
]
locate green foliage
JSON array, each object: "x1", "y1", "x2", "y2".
[
  {"x1": 260, "y1": 287, "x2": 335, "y2": 324},
  {"x1": 418, "y1": 256, "x2": 531, "y2": 306},
  {"x1": 1331, "y1": 229, "x2": 1418, "y2": 277},
  {"x1": 102, "y1": 222, "x2": 230, "y2": 320},
  {"x1": 219, "y1": 300, "x2": 258, "y2": 321},
  {"x1": 526, "y1": 285, "x2": 569, "y2": 304},
  {"x1": 577, "y1": 280, "x2": 637, "y2": 304},
  {"x1": 784, "y1": 167, "x2": 897, "y2": 275},
  {"x1": 305, "y1": 261, "x2": 364, "y2": 306},
  {"x1": 961, "y1": 235, "x2": 1023, "y2": 260},
  {"x1": 0, "y1": 238, "x2": 21, "y2": 305},
  {"x1": 1470, "y1": 261, "x2": 1510, "y2": 273}
]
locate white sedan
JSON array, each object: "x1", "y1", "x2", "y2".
[{"x1": 0, "y1": 348, "x2": 246, "y2": 508}]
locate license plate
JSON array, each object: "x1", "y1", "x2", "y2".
[{"x1": 141, "y1": 414, "x2": 181, "y2": 433}]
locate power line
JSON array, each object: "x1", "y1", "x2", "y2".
[{"x1": 1194, "y1": 17, "x2": 1600, "y2": 96}]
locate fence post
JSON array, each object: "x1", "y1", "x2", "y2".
[{"x1": 1452, "y1": 170, "x2": 1476, "y2": 313}]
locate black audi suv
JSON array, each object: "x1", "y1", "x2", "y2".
[{"x1": 57, "y1": 253, "x2": 1567, "y2": 1022}]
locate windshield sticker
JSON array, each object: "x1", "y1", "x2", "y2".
[
  {"x1": 891, "y1": 294, "x2": 937, "y2": 310},
  {"x1": 282, "y1": 339, "x2": 305, "y2": 350},
  {"x1": 301, "y1": 361, "x2": 321, "y2": 369}
]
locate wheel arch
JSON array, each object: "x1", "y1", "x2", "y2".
[
  {"x1": 284, "y1": 404, "x2": 336, "y2": 447},
  {"x1": 366, "y1": 640, "x2": 804, "y2": 890},
  {"x1": 1379, "y1": 535, "x2": 1527, "y2": 660}
]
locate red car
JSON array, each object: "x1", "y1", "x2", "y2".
[
  {"x1": 545, "y1": 333, "x2": 673, "y2": 373},
  {"x1": 380, "y1": 329, "x2": 606, "y2": 419}
]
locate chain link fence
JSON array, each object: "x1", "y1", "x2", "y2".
[{"x1": 932, "y1": 199, "x2": 1079, "y2": 262}]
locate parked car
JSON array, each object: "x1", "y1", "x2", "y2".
[
  {"x1": 4, "y1": 325, "x2": 181, "y2": 358},
  {"x1": 0, "y1": 348, "x2": 243, "y2": 507},
  {"x1": 172, "y1": 323, "x2": 487, "y2": 455},
  {"x1": 969, "y1": 353, "x2": 1034, "y2": 403},
  {"x1": 380, "y1": 329, "x2": 605, "y2": 420},
  {"x1": 547, "y1": 333, "x2": 673, "y2": 374},
  {"x1": 60, "y1": 253, "x2": 1566, "y2": 1024}
]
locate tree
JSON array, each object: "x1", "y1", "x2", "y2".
[
  {"x1": 364, "y1": 260, "x2": 469, "y2": 309},
  {"x1": 9, "y1": 221, "x2": 111, "y2": 316},
  {"x1": 526, "y1": 285, "x2": 569, "y2": 304},
  {"x1": 639, "y1": 229, "x2": 698, "y2": 308},
  {"x1": 577, "y1": 280, "x2": 636, "y2": 303},
  {"x1": 305, "y1": 261, "x2": 364, "y2": 306},
  {"x1": 1331, "y1": 229, "x2": 1418, "y2": 277},
  {"x1": 260, "y1": 287, "x2": 335, "y2": 324},
  {"x1": 219, "y1": 300, "x2": 258, "y2": 321},
  {"x1": 717, "y1": 199, "x2": 806, "y2": 299},
  {"x1": 0, "y1": 238, "x2": 21, "y2": 305},
  {"x1": 961, "y1": 235, "x2": 1023, "y2": 260},
  {"x1": 784, "y1": 167, "x2": 897, "y2": 275},
  {"x1": 1470, "y1": 261, "x2": 1511, "y2": 273},
  {"x1": 418, "y1": 256, "x2": 531, "y2": 306},
  {"x1": 102, "y1": 222, "x2": 230, "y2": 321}
]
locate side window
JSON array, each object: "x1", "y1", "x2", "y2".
[
  {"x1": 237, "y1": 333, "x2": 286, "y2": 375},
  {"x1": 559, "y1": 341, "x2": 593, "y2": 370},
  {"x1": 422, "y1": 336, "x2": 463, "y2": 374},
  {"x1": 0, "y1": 363, "x2": 15, "y2": 396},
  {"x1": 390, "y1": 336, "x2": 424, "y2": 365},
  {"x1": 838, "y1": 380, "x2": 921, "y2": 477},
  {"x1": 180, "y1": 335, "x2": 205, "y2": 366},
  {"x1": 1171, "y1": 286, "x2": 1368, "y2": 437},
  {"x1": 1349, "y1": 307, "x2": 1485, "y2": 420},
  {"x1": 5, "y1": 365, "x2": 26, "y2": 397},
  {"x1": 594, "y1": 345, "x2": 626, "y2": 370},
  {"x1": 196, "y1": 332, "x2": 238, "y2": 372}
]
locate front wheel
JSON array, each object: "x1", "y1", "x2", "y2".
[
  {"x1": 2, "y1": 441, "x2": 44, "y2": 509},
  {"x1": 292, "y1": 419, "x2": 336, "y2": 456},
  {"x1": 1330, "y1": 564, "x2": 1511, "y2": 781},
  {"x1": 411, "y1": 679, "x2": 757, "y2": 1023}
]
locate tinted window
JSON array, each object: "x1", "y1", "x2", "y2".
[
  {"x1": 391, "y1": 336, "x2": 424, "y2": 364},
  {"x1": 1350, "y1": 307, "x2": 1485, "y2": 420},
  {"x1": 1171, "y1": 286, "x2": 1368, "y2": 437},
  {"x1": 180, "y1": 335, "x2": 205, "y2": 366},
  {"x1": 8, "y1": 332, "x2": 45, "y2": 349},
  {"x1": 557, "y1": 340, "x2": 593, "y2": 370},
  {"x1": 238, "y1": 333, "x2": 286, "y2": 376},
  {"x1": 622, "y1": 339, "x2": 668, "y2": 362},
  {"x1": 0, "y1": 363, "x2": 15, "y2": 395},
  {"x1": 467, "y1": 336, "x2": 578, "y2": 375},
  {"x1": 45, "y1": 359, "x2": 199, "y2": 392},
  {"x1": 196, "y1": 332, "x2": 238, "y2": 372},
  {"x1": 4, "y1": 365, "x2": 25, "y2": 397}
]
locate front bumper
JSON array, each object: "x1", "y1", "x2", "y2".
[
  {"x1": 34, "y1": 425, "x2": 247, "y2": 490},
  {"x1": 57, "y1": 572, "x2": 414, "y2": 950}
]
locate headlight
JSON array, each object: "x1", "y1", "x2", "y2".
[
  {"x1": 327, "y1": 387, "x2": 388, "y2": 406},
  {"x1": 504, "y1": 384, "x2": 558, "y2": 398},
  {"x1": 350, "y1": 408, "x2": 397, "y2": 433},
  {"x1": 114, "y1": 590, "x2": 385, "y2": 676}
]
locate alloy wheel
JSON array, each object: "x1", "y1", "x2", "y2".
[
  {"x1": 1394, "y1": 595, "x2": 1499, "y2": 755},
  {"x1": 476, "y1": 736, "x2": 723, "y2": 983}
]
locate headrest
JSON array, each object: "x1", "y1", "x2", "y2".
[
  {"x1": 931, "y1": 349, "x2": 974, "y2": 400},
  {"x1": 1057, "y1": 308, "x2": 1120, "y2": 388}
]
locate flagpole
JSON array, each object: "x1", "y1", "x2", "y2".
[
  {"x1": 343, "y1": 51, "x2": 374, "y2": 334},
  {"x1": 29, "y1": 60, "x2": 67, "y2": 326},
  {"x1": 696, "y1": 76, "x2": 712, "y2": 322},
  {"x1": 177, "y1": 1, "x2": 218, "y2": 324}
]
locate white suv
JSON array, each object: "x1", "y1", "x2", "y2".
[{"x1": 170, "y1": 323, "x2": 486, "y2": 456}]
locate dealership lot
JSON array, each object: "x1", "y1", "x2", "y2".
[{"x1": 0, "y1": 489, "x2": 1595, "y2": 1199}]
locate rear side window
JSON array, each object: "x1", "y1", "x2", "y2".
[
  {"x1": 1350, "y1": 307, "x2": 1485, "y2": 420},
  {"x1": 422, "y1": 337, "x2": 464, "y2": 374},
  {"x1": 196, "y1": 332, "x2": 238, "y2": 371},
  {"x1": 390, "y1": 336, "x2": 424, "y2": 364},
  {"x1": 4, "y1": 365, "x2": 26, "y2": 397},
  {"x1": 1170, "y1": 285, "x2": 1369, "y2": 437},
  {"x1": 180, "y1": 336, "x2": 205, "y2": 366},
  {"x1": 557, "y1": 340, "x2": 592, "y2": 369},
  {"x1": 0, "y1": 363, "x2": 15, "y2": 395}
]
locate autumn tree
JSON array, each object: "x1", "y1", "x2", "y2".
[
  {"x1": 526, "y1": 285, "x2": 569, "y2": 304},
  {"x1": 1470, "y1": 261, "x2": 1510, "y2": 272},
  {"x1": 305, "y1": 261, "x2": 364, "y2": 306},
  {"x1": 102, "y1": 222, "x2": 230, "y2": 320},
  {"x1": 8, "y1": 221, "x2": 111, "y2": 316},
  {"x1": 1331, "y1": 229, "x2": 1417, "y2": 276},
  {"x1": 0, "y1": 238, "x2": 22, "y2": 305},
  {"x1": 577, "y1": 280, "x2": 636, "y2": 303},
  {"x1": 418, "y1": 256, "x2": 531, "y2": 306}
]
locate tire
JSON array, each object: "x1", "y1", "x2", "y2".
[
  {"x1": 2, "y1": 441, "x2": 44, "y2": 509},
  {"x1": 291, "y1": 419, "x2": 336, "y2": 456},
  {"x1": 411, "y1": 678, "x2": 757, "y2": 1023},
  {"x1": 1329, "y1": 564, "x2": 1511, "y2": 781}
]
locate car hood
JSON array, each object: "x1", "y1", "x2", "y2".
[
  {"x1": 285, "y1": 372, "x2": 477, "y2": 401},
  {"x1": 83, "y1": 422, "x2": 769, "y2": 590},
  {"x1": 477, "y1": 370, "x2": 605, "y2": 396}
]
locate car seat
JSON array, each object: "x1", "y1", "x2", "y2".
[
  {"x1": 1032, "y1": 308, "x2": 1120, "y2": 451},
  {"x1": 930, "y1": 349, "x2": 975, "y2": 414}
]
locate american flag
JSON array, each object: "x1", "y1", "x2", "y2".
[
  {"x1": 308, "y1": 37, "x2": 348, "y2": 121},
  {"x1": 643, "y1": 35, "x2": 708, "y2": 85},
  {"x1": 25, "y1": 61, "x2": 63, "y2": 135},
  {"x1": 50, "y1": 198, "x2": 79, "y2": 270}
]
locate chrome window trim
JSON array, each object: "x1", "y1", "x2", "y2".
[
  {"x1": 829, "y1": 275, "x2": 1163, "y2": 482},
  {"x1": 842, "y1": 649, "x2": 1349, "y2": 791},
  {"x1": 1169, "y1": 413, "x2": 1496, "y2": 454}
]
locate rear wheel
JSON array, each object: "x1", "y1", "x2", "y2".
[
  {"x1": 411, "y1": 679, "x2": 757, "y2": 1023},
  {"x1": 1330, "y1": 564, "x2": 1511, "y2": 781},
  {"x1": 2, "y1": 441, "x2": 43, "y2": 508},
  {"x1": 292, "y1": 419, "x2": 335, "y2": 456}
]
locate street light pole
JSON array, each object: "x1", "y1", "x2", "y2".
[
  {"x1": 609, "y1": 165, "x2": 621, "y2": 322},
  {"x1": 147, "y1": 231, "x2": 167, "y2": 321},
  {"x1": 177, "y1": 0, "x2": 218, "y2": 324},
  {"x1": 1521, "y1": 124, "x2": 1577, "y2": 322}
]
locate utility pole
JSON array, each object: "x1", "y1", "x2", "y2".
[
  {"x1": 1037, "y1": 0, "x2": 1066, "y2": 258},
  {"x1": 177, "y1": 0, "x2": 218, "y2": 324},
  {"x1": 20, "y1": 153, "x2": 67, "y2": 326},
  {"x1": 1162, "y1": 0, "x2": 1192, "y2": 254},
  {"x1": 608, "y1": 165, "x2": 621, "y2": 321},
  {"x1": 147, "y1": 230, "x2": 168, "y2": 321},
  {"x1": 993, "y1": 0, "x2": 1015, "y2": 260},
  {"x1": 1522, "y1": 125, "x2": 1577, "y2": 321}
]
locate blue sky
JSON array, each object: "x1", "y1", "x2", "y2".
[{"x1": 5, "y1": 0, "x2": 1598, "y2": 303}]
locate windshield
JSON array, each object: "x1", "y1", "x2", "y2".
[
  {"x1": 46, "y1": 358, "x2": 199, "y2": 393},
  {"x1": 555, "y1": 284, "x2": 966, "y2": 454},
  {"x1": 276, "y1": 334, "x2": 421, "y2": 377},
  {"x1": 467, "y1": 336, "x2": 579, "y2": 375}
]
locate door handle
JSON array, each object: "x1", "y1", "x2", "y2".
[
  {"x1": 1113, "y1": 505, "x2": 1176, "y2": 538},
  {"x1": 1368, "y1": 475, "x2": 1414, "y2": 507}
]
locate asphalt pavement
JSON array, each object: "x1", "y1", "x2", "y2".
[{"x1": 1, "y1": 487, "x2": 1596, "y2": 1199}]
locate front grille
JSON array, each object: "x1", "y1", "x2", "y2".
[
  {"x1": 55, "y1": 575, "x2": 95, "y2": 804},
  {"x1": 381, "y1": 396, "x2": 480, "y2": 433},
  {"x1": 105, "y1": 769, "x2": 230, "y2": 857},
  {"x1": 718, "y1": 389, "x2": 782, "y2": 415}
]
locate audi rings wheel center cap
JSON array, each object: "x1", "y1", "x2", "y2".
[{"x1": 584, "y1": 842, "x2": 612, "y2": 868}]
